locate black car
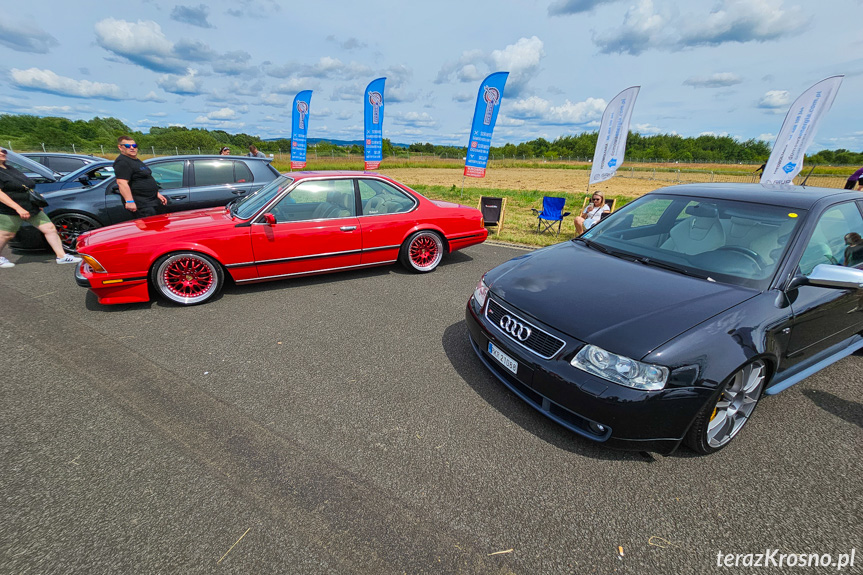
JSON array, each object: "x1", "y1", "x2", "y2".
[
  {"x1": 12, "y1": 155, "x2": 281, "y2": 251},
  {"x1": 467, "y1": 183, "x2": 863, "y2": 455},
  {"x1": 22, "y1": 152, "x2": 103, "y2": 175}
]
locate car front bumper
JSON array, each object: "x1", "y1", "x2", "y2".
[
  {"x1": 76, "y1": 261, "x2": 151, "y2": 305},
  {"x1": 465, "y1": 296, "x2": 713, "y2": 454}
]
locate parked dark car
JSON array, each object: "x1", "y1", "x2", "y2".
[
  {"x1": 36, "y1": 161, "x2": 115, "y2": 193},
  {"x1": 467, "y1": 183, "x2": 863, "y2": 455},
  {"x1": 3, "y1": 149, "x2": 63, "y2": 184},
  {"x1": 11, "y1": 155, "x2": 281, "y2": 251},
  {"x1": 22, "y1": 152, "x2": 103, "y2": 175}
]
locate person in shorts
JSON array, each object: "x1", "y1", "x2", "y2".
[
  {"x1": 0, "y1": 148, "x2": 82, "y2": 268},
  {"x1": 113, "y1": 136, "x2": 166, "y2": 218}
]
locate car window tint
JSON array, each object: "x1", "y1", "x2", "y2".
[
  {"x1": 357, "y1": 179, "x2": 415, "y2": 215},
  {"x1": 149, "y1": 161, "x2": 185, "y2": 190},
  {"x1": 234, "y1": 161, "x2": 253, "y2": 183},
  {"x1": 45, "y1": 157, "x2": 87, "y2": 172},
  {"x1": 799, "y1": 202, "x2": 863, "y2": 274},
  {"x1": 192, "y1": 160, "x2": 234, "y2": 186},
  {"x1": 269, "y1": 179, "x2": 355, "y2": 222}
]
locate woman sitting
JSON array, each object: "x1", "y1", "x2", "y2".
[{"x1": 575, "y1": 192, "x2": 611, "y2": 234}]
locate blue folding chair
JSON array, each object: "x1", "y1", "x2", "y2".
[{"x1": 532, "y1": 196, "x2": 571, "y2": 235}]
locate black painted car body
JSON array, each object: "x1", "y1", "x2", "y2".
[
  {"x1": 467, "y1": 183, "x2": 863, "y2": 454},
  {"x1": 11, "y1": 154, "x2": 281, "y2": 251}
]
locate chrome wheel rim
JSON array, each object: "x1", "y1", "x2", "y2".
[
  {"x1": 53, "y1": 215, "x2": 99, "y2": 251},
  {"x1": 156, "y1": 254, "x2": 218, "y2": 304},
  {"x1": 707, "y1": 360, "x2": 766, "y2": 448},
  {"x1": 409, "y1": 233, "x2": 442, "y2": 271}
]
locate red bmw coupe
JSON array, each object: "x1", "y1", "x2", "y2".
[{"x1": 75, "y1": 171, "x2": 488, "y2": 306}]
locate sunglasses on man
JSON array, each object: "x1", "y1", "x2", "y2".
[
  {"x1": 121, "y1": 143, "x2": 138, "y2": 149},
  {"x1": 0, "y1": 149, "x2": 7, "y2": 154}
]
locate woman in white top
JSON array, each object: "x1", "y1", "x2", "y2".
[{"x1": 575, "y1": 192, "x2": 611, "y2": 234}]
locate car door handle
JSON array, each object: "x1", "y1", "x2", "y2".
[
  {"x1": 231, "y1": 190, "x2": 247, "y2": 195},
  {"x1": 169, "y1": 195, "x2": 187, "y2": 200},
  {"x1": 340, "y1": 226, "x2": 357, "y2": 232}
]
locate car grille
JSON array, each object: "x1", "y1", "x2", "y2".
[{"x1": 485, "y1": 299, "x2": 566, "y2": 359}]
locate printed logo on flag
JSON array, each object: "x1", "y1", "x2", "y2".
[
  {"x1": 291, "y1": 90, "x2": 313, "y2": 171},
  {"x1": 464, "y1": 72, "x2": 508, "y2": 179},
  {"x1": 783, "y1": 162, "x2": 796, "y2": 173}
]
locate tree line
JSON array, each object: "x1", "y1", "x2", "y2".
[{"x1": 1, "y1": 113, "x2": 860, "y2": 165}]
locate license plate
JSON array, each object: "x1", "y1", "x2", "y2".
[{"x1": 488, "y1": 342, "x2": 518, "y2": 375}]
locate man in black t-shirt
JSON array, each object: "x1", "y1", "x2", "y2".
[{"x1": 113, "y1": 136, "x2": 166, "y2": 218}]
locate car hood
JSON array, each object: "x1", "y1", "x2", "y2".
[
  {"x1": 80, "y1": 207, "x2": 235, "y2": 246},
  {"x1": 485, "y1": 241, "x2": 757, "y2": 358}
]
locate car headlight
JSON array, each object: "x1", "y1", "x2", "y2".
[
  {"x1": 473, "y1": 277, "x2": 489, "y2": 308},
  {"x1": 571, "y1": 344, "x2": 668, "y2": 391}
]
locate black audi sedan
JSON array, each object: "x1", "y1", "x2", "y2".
[
  {"x1": 467, "y1": 183, "x2": 863, "y2": 455},
  {"x1": 11, "y1": 154, "x2": 280, "y2": 251}
]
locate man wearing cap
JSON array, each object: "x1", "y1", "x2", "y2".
[{"x1": 113, "y1": 136, "x2": 166, "y2": 218}]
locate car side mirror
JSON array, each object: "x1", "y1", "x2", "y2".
[
  {"x1": 78, "y1": 176, "x2": 91, "y2": 185},
  {"x1": 263, "y1": 213, "x2": 276, "y2": 225},
  {"x1": 804, "y1": 264, "x2": 863, "y2": 290}
]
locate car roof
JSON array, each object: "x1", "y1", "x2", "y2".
[
  {"x1": 651, "y1": 183, "x2": 858, "y2": 210},
  {"x1": 288, "y1": 170, "x2": 385, "y2": 179},
  {"x1": 22, "y1": 152, "x2": 99, "y2": 160},
  {"x1": 3, "y1": 149, "x2": 60, "y2": 179},
  {"x1": 142, "y1": 154, "x2": 273, "y2": 162}
]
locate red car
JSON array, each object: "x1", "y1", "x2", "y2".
[{"x1": 75, "y1": 171, "x2": 488, "y2": 306}]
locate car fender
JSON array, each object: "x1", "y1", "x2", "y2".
[
  {"x1": 645, "y1": 293, "x2": 786, "y2": 394},
  {"x1": 402, "y1": 224, "x2": 450, "y2": 251}
]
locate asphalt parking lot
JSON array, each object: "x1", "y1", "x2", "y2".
[{"x1": 1, "y1": 242, "x2": 861, "y2": 574}]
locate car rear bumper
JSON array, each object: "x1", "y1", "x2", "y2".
[{"x1": 465, "y1": 297, "x2": 711, "y2": 454}]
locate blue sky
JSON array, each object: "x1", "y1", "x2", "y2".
[{"x1": 0, "y1": 0, "x2": 861, "y2": 150}]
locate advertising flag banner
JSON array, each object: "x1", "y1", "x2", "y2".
[
  {"x1": 464, "y1": 72, "x2": 509, "y2": 178},
  {"x1": 761, "y1": 75, "x2": 844, "y2": 185},
  {"x1": 364, "y1": 77, "x2": 386, "y2": 171},
  {"x1": 589, "y1": 86, "x2": 640, "y2": 186},
  {"x1": 291, "y1": 90, "x2": 312, "y2": 170}
]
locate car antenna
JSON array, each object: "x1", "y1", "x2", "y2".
[{"x1": 800, "y1": 164, "x2": 817, "y2": 187}]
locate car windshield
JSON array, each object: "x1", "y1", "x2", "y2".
[
  {"x1": 581, "y1": 194, "x2": 805, "y2": 289},
  {"x1": 232, "y1": 175, "x2": 294, "y2": 219}
]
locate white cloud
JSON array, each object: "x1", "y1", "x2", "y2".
[
  {"x1": 391, "y1": 111, "x2": 437, "y2": 128},
  {"x1": 506, "y1": 96, "x2": 606, "y2": 125},
  {"x1": 11, "y1": 68, "x2": 125, "y2": 100},
  {"x1": 683, "y1": 73, "x2": 743, "y2": 88},
  {"x1": 758, "y1": 90, "x2": 790, "y2": 109},
  {"x1": 435, "y1": 37, "x2": 544, "y2": 98},
  {"x1": 95, "y1": 18, "x2": 184, "y2": 73},
  {"x1": 0, "y1": 19, "x2": 58, "y2": 54},
  {"x1": 157, "y1": 69, "x2": 204, "y2": 95}
]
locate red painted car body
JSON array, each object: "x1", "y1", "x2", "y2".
[{"x1": 75, "y1": 171, "x2": 488, "y2": 305}]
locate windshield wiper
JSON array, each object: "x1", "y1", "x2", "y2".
[
  {"x1": 633, "y1": 256, "x2": 712, "y2": 280},
  {"x1": 574, "y1": 236, "x2": 610, "y2": 254}
]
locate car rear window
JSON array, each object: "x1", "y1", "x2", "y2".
[
  {"x1": 193, "y1": 160, "x2": 254, "y2": 186},
  {"x1": 45, "y1": 157, "x2": 88, "y2": 173}
]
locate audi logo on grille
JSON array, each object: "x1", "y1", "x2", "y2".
[{"x1": 500, "y1": 314, "x2": 532, "y2": 341}]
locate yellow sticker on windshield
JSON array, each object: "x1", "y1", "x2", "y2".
[{"x1": 788, "y1": 213, "x2": 798, "y2": 218}]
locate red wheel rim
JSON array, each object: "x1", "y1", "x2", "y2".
[
  {"x1": 410, "y1": 235, "x2": 439, "y2": 268},
  {"x1": 162, "y1": 257, "x2": 214, "y2": 298}
]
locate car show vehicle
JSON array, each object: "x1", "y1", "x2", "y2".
[
  {"x1": 22, "y1": 152, "x2": 103, "y2": 175},
  {"x1": 35, "y1": 160, "x2": 115, "y2": 193},
  {"x1": 467, "y1": 183, "x2": 863, "y2": 454},
  {"x1": 11, "y1": 154, "x2": 280, "y2": 251},
  {"x1": 75, "y1": 172, "x2": 488, "y2": 306}
]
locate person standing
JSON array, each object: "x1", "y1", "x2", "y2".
[
  {"x1": 247, "y1": 144, "x2": 266, "y2": 158},
  {"x1": 844, "y1": 166, "x2": 863, "y2": 190},
  {"x1": 113, "y1": 136, "x2": 166, "y2": 218},
  {"x1": 0, "y1": 148, "x2": 81, "y2": 267}
]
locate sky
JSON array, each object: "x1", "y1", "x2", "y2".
[{"x1": 0, "y1": 0, "x2": 861, "y2": 151}]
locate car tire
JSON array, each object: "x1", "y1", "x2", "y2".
[
  {"x1": 399, "y1": 230, "x2": 444, "y2": 273},
  {"x1": 685, "y1": 359, "x2": 767, "y2": 454},
  {"x1": 150, "y1": 252, "x2": 224, "y2": 306},
  {"x1": 52, "y1": 213, "x2": 102, "y2": 252}
]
